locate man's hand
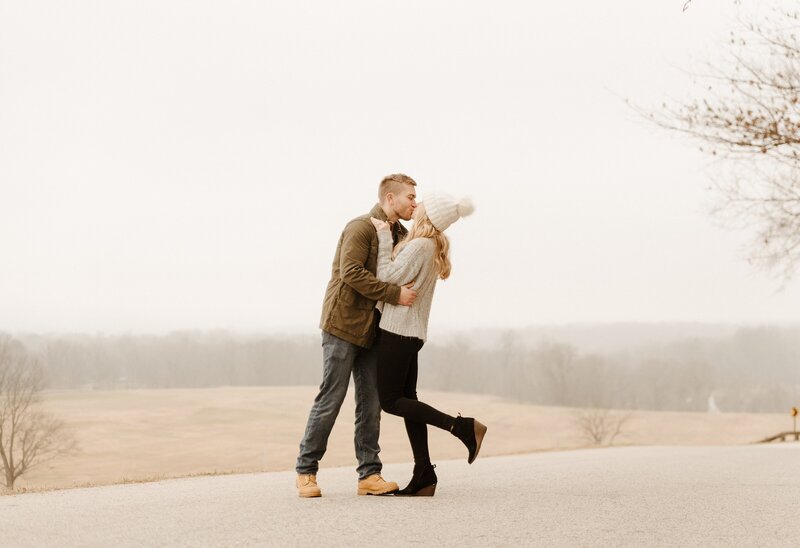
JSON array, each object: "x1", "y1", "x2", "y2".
[
  {"x1": 370, "y1": 217, "x2": 391, "y2": 232},
  {"x1": 398, "y1": 282, "x2": 417, "y2": 306}
]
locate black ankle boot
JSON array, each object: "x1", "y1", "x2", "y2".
[
  {"x1": 450, "y1": 414, "x2": 488, "y2": 464},
  {"x1": 395, "y1": 464, "x2": 437, "y2": 497}
]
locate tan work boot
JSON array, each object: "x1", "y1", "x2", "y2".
[
  {"x1": 357, "y1": 474, "x2": 399, "y2": 496},
  {"x1": 296, "y1": 474, "x2": 321, "y2": 498}
]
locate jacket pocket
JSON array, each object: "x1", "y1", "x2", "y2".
[
  {"x1": 339, "y1": 285, "x2": 375, "y2": 310},
  {"x1": 331, "y1": 285, "x2": 375, "y2": 338}
]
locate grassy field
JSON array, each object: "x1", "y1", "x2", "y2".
[{"x1": 7, "y1": 386, "x2": 791, "y2": 492}]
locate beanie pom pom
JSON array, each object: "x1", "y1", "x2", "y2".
[{"x1": 457, "y1": 197, "x2": 475, "y2": 218}]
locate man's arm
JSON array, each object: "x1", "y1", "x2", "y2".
[{"x1": 339, "y1": 220, "x2": 404, "y2": 304}]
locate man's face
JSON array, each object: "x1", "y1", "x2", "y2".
[{"x1": 389, "y1": 184, "x2": 417, "y2": 221}]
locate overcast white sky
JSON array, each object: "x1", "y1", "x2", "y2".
[{"x1": 1, "y1": 0, "x2": 798, "y2": 334}]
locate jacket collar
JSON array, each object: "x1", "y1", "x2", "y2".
[
  {"x1": 369, "y1": 203, "x2": 407, "y2": 238},
  {"x1": 370, "y1": 203, "x2": 389, "y2": 221}
]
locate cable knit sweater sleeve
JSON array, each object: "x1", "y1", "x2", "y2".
[{"x1": 376, "y1": 231, "x2": 430, "y2": 285}]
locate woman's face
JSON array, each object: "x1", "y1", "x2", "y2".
[{"x1": 412, "y1": 203, "x2": 426, "y2": 223}]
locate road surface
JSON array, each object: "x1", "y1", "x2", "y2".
[{"x1": 1, "y1": 444, "x2": 798, "y2": 547}]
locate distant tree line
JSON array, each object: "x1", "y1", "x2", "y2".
[
  {"x1": 9, "y1": 326, "x2": 800, "y2": 413},
  {"x1": 25, "y1": 332, "x2": 322, "y2": 389},
  {"x1": 419, "y1": 329, "x2": 799, "y2": 413}
]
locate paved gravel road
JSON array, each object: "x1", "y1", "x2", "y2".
[{"x1": 1, "y1": 444, "x2": 798, "y2": 547}]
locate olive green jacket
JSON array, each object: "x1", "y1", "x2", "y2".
[{"x1": 319, "y1": 204, "x2": 408, "y2": 348}]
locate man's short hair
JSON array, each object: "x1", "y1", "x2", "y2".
[{"x1": 378, "y1": 173, "x2": 417, "y2": 202}]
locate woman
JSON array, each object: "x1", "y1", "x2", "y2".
[{"x1": 370, "y1": 193, "x2": 486, "y2": 497}]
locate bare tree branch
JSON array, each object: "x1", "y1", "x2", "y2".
[
  {"x1": 643, "y1": 5, "x2": 800, "y2": 281},
  {"x1": 0, "y1": 335, "x2": 77, "y2": 490},
  {"x1": 574, "y1": 408, "x2": 633, "y2": 446}
]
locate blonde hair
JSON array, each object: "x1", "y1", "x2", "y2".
[
  {"x1": 394, "y1": 204, "x2": 451, "y2": 280},
  {"x1": 378, "y1": 173, "x2": 417, "y2": 202}
]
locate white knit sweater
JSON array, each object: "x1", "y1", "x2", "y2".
[{"x1": 375, "y1": 230, "x2": 438, "y2": 341}]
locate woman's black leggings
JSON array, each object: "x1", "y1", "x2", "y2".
[{"x1": 376, "y1": 329, "x2": 455, "y2": 465}]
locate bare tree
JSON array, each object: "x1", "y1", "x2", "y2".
[
  {"x1": 574, "y1": 409, "x2": 632, "y2": 446},
  {"x1": 0, "y1": 335, "x2": 76, "y2": 490},
  {"x1": 649, "y1": 4, "x2": 800, "y2": 280}
]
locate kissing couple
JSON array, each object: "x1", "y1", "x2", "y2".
[{"x1": 295, "y1": 173, "x2": 486, "y2": 497}]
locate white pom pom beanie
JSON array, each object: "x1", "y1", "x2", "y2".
[{"x1": 423, "y1": 193, "x2": 475, "y2": 232}]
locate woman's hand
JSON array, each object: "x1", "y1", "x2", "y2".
[{"x1": 370, "y1": 217, "x2": 390, "y2": 232}]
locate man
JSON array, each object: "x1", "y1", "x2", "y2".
[{"x1": 295, "y1": 173, "x2": 419, "y2": 497}]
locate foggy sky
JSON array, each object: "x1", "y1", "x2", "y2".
[{"x1": 1, "y1": 0, "x2": 799, "y2": 334}]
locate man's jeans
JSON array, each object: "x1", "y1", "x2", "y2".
[{"x1": 296, "y1": 330, "x2": 382, "y2": 480}]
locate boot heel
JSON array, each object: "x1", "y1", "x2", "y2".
[
  {"x1": 395, "y1": 465, "x2": 438, "y2": 496},
  {"x1": 470, "y1": 420, "x2": 487, "y2": 464},
  {"x1": 453, "y1": 415, "x2": 488, "y2": 464},
  {"x1": 469, "y1": 421, "x2": 488, "y2": 464}
]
